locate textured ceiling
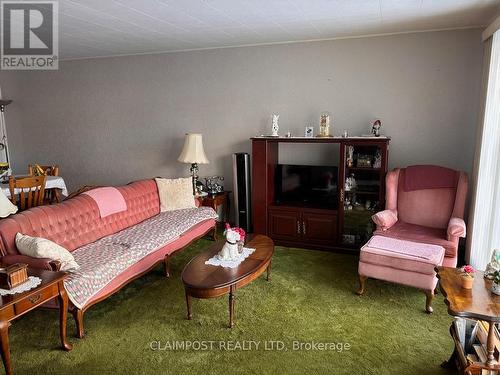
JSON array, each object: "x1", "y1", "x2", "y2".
[{"x1": 57, "y1": 0, "x2": 500, "y2": 59}]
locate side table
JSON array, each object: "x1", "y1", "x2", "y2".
[
  {"x1": 436, "y1": 266, "x2": 500, "y2": 375},
  {"x1": 0, "y1": 268, "x2": 72, "y2": 375},
  {"x1": 197, "y1": 191, "x2": 231, "y2": 240}
]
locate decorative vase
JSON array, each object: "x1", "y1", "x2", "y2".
[
  {"x1": 492, "y1": 282, "x2": 500, "y2": 295},
  {"x1": 461, "y1": 275, "x2": 474, "y2": 289}
]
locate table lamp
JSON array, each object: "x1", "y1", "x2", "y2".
[{"x1": 177, "y1": 133, "x2": 209, "y2": 195}]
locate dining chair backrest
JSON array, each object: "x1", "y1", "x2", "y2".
[
  {"x1": 28, "y1": 164, "x2": 59, "y2": 176},
  {"x1": 9, "y1": 175, "x2": 46, "y2": 210}
]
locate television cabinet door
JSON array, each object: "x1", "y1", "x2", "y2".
[
  {"x1": 268, "y1": 207, "x2": 301, "y2": 241},
  {"x1": 301, "y1": 210, "x2": 338, "y2": 245}
]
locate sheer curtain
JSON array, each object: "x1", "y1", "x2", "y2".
[{"x1": 467, "y1": 30, "x2": 500, "y2": 269}]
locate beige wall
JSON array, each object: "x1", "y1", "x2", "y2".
[{"x1": 0, "y1": 29, "x2": 483, "y2": 197}]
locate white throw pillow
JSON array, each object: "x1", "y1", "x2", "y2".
[
  {"x1": 15, "y1": 233, "x2": 80, "y2": 271},
  {"x1": 155, "y1": 177, "x2": 196, "y2": 212},
  {"x1": 0, "y1": 189, "x2": 17, "y2": 217}
]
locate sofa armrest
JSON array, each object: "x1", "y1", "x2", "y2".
[
  {"x1": 1, "y1": 254, "x2": 55, "y2": 271},
  {"x1": 372, "y1": 209, "x2": 398, "y2": 231},
  {"x1": 447, "y1": 217, "x2": 466, "y2": 240}
]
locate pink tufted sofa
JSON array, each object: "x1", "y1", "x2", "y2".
[{"x1": 0, "y1": 179, "x2": 216, "y2": 337}]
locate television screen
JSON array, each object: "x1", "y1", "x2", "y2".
[{"x1": 275, "y1": 164, "x2": 338, "y2": 208}]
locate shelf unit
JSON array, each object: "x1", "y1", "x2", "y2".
[
  {"x1": 251, "y1": 136, "x2": 390, "y2": 251},
  {"x1": 437, "y1": 267, "x2": 500, "y2": 375}
]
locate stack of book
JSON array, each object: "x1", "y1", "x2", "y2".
[{"x1": 454, "y1": 317, "x2": 500, "y2": 374}]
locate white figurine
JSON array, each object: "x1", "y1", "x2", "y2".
[
  {"x1": 218, "y1": 227, "x2": 241, "y2": 261},
  {"x1": 485, "y1": 249, "x2": 500, "y2": 279},
  {"x1": 371, "y1": 119, "x2": 382, "y2": 137},
  {"x1": 271, "y1": 114, "x2": 280, "y2": 137},
  {"x1": 345, "y1": 173, "x2": 357, "y2": 192}
]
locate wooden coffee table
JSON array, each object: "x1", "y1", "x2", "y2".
[
  {"x1": 181, "y1": 234, "x2": 274, "y2": 328},
  {"x1": 0, "y1": 268, "x2": 72, "y2": 375}
]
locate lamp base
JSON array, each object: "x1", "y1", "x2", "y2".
[{"x1": 190, "y1": 163, "x2": 199, "y2": 196}]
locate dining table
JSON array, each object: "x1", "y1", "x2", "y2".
[{"x1": 0, "y1": 175, "x2": 68, "y2": 198}]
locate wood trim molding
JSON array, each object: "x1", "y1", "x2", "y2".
[{"x1": 483, "y1": 16, "x2": 500, "y2": 41}]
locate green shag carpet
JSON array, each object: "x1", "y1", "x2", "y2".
[{"x1": 9, "y1": 240, "x2": 455, "y2": 375}]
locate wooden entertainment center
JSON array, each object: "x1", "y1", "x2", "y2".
[{"x1": 251, "y1": 136, "x2": 390, "y2": 251}]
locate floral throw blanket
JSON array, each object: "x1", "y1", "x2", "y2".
[{"x1": 64, "y1": 207, "x2": 217, "y2": 309}]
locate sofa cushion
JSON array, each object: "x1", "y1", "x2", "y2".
[
  {"x1": 155, "y1": 177, "x2": 196, "y2": 212},
  {"x1": 374, "y1": 221, "x2": 457, "y2": 258},
  {"x1": 360, "y1": 235, "x2": 444, "y2": 275},
  {"x1": 15, "y1": 233, "x2": 79, "y2": 271},
  {"x1": 64, "y1": 207, "x2": 217, "y2": 309}
]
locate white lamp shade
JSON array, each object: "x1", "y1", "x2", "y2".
[{"x1": 177, "y1": 133, "x2": 209, "y2": 164}]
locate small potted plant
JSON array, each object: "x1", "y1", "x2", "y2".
[
  {"x1": 492, "y1": 270, "x2": 500, "y2": 295},
  {"x1": 460, "y1": 265, "x2": 475, "y2": 289}
]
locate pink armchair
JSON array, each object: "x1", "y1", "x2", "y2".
[
  {"x1": 372, "y1": 165, "x2": 468, "y2": 267},
  {"x1": 357, "y1": 165, "x2": 468, "y2": 313}
]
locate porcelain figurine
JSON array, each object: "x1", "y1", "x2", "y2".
[
  {"x1": 485, "y1": 249, "x2": 500, "y2": 279},
  {"x1": 218, "y1": 224, "x2": 246, "y2": 261},
  {"x1": 271, "y1": 114, "x2": 280, "y2": 137},
  {"x1": 371, "y1": 119, "x2": 382, "y2": 137},
  {"x1": 347, "y1": 146, "x2": 354, "y2": 167}
]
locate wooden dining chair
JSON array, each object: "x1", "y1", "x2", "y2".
[
  {"x1": 28, "y1": 164, "x2": 60, "y2": 203},
  {"x1": 28, "y1": 164, "x2": 59, "y2": 177},
  {"x1": 9, "y1": 175, "x2": 46, "y2": 211}
]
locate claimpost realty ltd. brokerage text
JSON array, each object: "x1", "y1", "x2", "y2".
[{"x1": 150, "y1": 340, "x2": 351, "y2": 352}]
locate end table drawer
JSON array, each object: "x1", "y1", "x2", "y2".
[{"x1": 14, "y1": 284, "x2": 58, "y2": 315}]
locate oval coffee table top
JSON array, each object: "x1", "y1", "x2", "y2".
[{"x1": 182, "y1": 234, "x2": 274, "y2": 290}]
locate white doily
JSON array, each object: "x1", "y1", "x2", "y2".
[
  {"x1": 205, "y1": 247, "x2": 256, "y2": 268},
  {"x1": 0, "y1": 276, "x2": 42, "y2": 295}
]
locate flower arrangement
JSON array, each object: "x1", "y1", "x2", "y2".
[
  {"x1": 224, "y1": 223, "x2": 245, "y2": 242},
  {"x1": 460, "y1": 265, "x2": 475, "y2": 289},
  {"x1": 461, "y1": 265, "x2": 475, "y2": 278}
]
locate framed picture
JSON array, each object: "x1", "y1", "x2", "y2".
[{"x1": 305, "y1": 126, "x2": 314, "y2": 138}]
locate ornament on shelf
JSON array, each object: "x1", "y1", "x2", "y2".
[
  {"x1": 373, "y1": 150, "x2": 382, "y2": 169},
  {"x1": 371, "y1": 119, "x2": 382, "y2": 137},
  {"x1": 318, "y1": 112, "x2": 332, "y2": 137},
  {"x1": 271, "y1": 114, "x2": 280, "y2": 137},
  {"x1": 346, "y1": 146, "x2": 354, "y2": 167},
  {"x1": 345, "y1": 173, "x2": 357, "y2": 192}
]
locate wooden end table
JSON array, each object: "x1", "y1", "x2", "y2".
[
  {"x1": 0, "y1": 268, "x2": 72, "y2": 375},
  {"x1": 197, "y1": 191, "x2": 231, "y2": 240},
  {"x1": 181, "y1": 234, "x2": 274, "y2": 328},
  {"x1": 436, "y1": 267, "x2": 500, "y2": 374}
]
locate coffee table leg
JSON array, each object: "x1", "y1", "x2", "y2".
[
  {"x1": 267, "y1": 260, "x2": 272, "y2": 281},
  {"x1": 229, "y1": 285, "x2": 236, "y2": 328},
  {"x1": 58, "y1": 282, "x2": 73, "y2": 351},
  {"x1": 185, "y1": 292, "x2": 193, "y2": 320},
  {"x1": 0, "y1": 320, "x2": 12, "y2": 375}
]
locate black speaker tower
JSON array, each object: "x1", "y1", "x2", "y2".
[{"x1": 232, "y1": 153, "x2": 252, "y2": 232}]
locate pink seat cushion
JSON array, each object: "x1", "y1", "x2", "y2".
[
  {"x1": 360, "y1": 235, "x2": 444, "y2": 275},
  {"x1": 374, "y1": 221, "x2": 457, "y2": 258}
]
